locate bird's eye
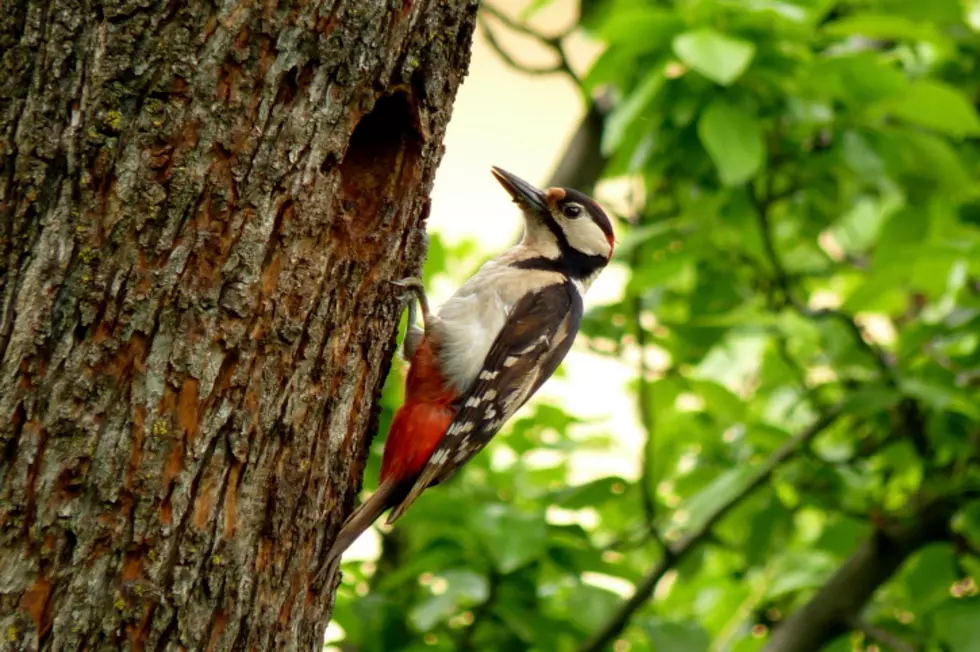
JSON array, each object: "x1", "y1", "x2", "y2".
[{"x1": 563, "y1": 204, "x2": 582, "y2": 218}]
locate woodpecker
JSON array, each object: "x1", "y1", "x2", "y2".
[{"x1": 317, "y1": 167, "x2": 614, "y2": 583}]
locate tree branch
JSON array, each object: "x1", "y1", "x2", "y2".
[
  {"x1": 851, "y1": 619, "x2": 918, "y2": 652},
  {"x1": 479, "y1": 3, "x2": 581, "y2": 86},
  {"x1": 762, "y1": 494, "x2": 965, "y2": 652},
  {"x1": 577, "y1": 406, "x2": 845, "y2": 652},
  {"x1": 544, "y1": 93, "x2": 611, "y2": 193},
  {"x1": 749, "y1": 184, "x2": 896, "y2": 384}
]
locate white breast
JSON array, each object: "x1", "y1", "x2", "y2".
[{"x1": 431, "y1": 252, "x2": 565, "y2": 394}]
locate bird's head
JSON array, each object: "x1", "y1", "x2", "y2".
[{"x1": 491, "y1": 166, "x2": 614, "y2": 280}]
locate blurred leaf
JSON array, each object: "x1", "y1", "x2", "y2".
[
  {"x1": 823, "y1": 14, "x2": 946, "y2": 43},
  {"x1": 880, "y1": 0, "x2": 963, "y2": 22},
  {"x1": 766, "y1": 551, "x2": 838, "y2": 599},
  {"x1": 840, "y1": 384, "x2": 901, "y2": 417},
  {"x1": 883, "y1": 80, "x2": 980, "y2": 138},
  {"x1": 831, "y1": 195, "x2": 892, "y2": 254},
  {"x1": 565, "y1": 583, "x2": 622, "y2": 632},
  {"x1": 595, "y1": 7, "x2": 683, "y2": 51},
  {"x1": 518, "y1": 0, "x2": 558, "y2": 20},
  {"x1": 553, "y1": 476, "x2": 629, "y2": 509},
  {"x1": 933, "y1": 599, "x2": 980, "y2": 651},
  {"x1": 673, "y1": 28, "x2": 756, "y2": 86},
  {"x1": 698, "y1": 100, "x2": 765, "y2": 185},
  {"x1": 602, "y1": 61, "x2": 667, "y2": 155},
  {"x1": 683, "y1": 465, "x2": 756, "y2": 533},
  {"x1": 903, "y1": 544, "x2": 958, "y2": 613},
  {"x1": 687, "y1": 378, "x2": 746, "y2": 423},
  {"x1": 643, "y1": 618, "x2": 711, "y2": 651},
  {"x1": 612, "y1": 219, "x2": 685, "y2": 258},
  {"x1": 473, "y1": 504, "x2": 548, "y2": 573},
  {"x1": 408, "y1": 569, "x2": 489, "y2": 631}
]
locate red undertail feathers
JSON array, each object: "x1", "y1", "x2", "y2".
[
  {"x1": 317, "y1": 336, "x2": 456, "y2": 586},
  {"x1": 381, "y1": 335, "x2": 456, "y2": 485}
]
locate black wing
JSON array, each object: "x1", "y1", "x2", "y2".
[{"x1": 386, "y1": 280, "x2": 584, "y2": 523}]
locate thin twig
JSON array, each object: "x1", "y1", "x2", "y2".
[
  {"x1": 851, "y1": 619, "x2": 918, "y2": 652},
  {"x1": 749, "y1": 183, "x2": 896, "y2": 384},
  {"x1": 634, "y1": 291, "x2": 658, "y2": 527},
  {"x1": 479, "y1": 20, "x2": 564, "y2": 76},
  {"x1": 482, "y1": 2, "x2": 575, "y2": 42},
  {"x1": 577, "y1": 406, "x2": 845, "y2": 652},
  {"x1": 479, "y1": 3, "x2": 581, "y2": 86}
]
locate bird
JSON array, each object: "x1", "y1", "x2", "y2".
[{"x1": 316, "y1": 166, "x2": 614, "y2": 585}]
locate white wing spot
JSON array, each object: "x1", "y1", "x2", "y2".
[
  {"x1": 449, "y1": 421, "x2": 476, "y2": 436},
  {"x1": 518, "y1": 335, "x2": 549, "y2": 355},
  {"x1": 482, "y1": 389, "x2": 497, "y2": 400},
  {"x1": 465, "y1": 396, "x2": 481, "y2": 407},
  {"x1": 484, "y1": 407, "x2": 497, "y2": 419},
  {"x1": 503, "y1": 356, "x2": 519, "y2": 367},
  {"x1": 479, "y1": 370, "x2": 499, "y2": 380},
  {"x1": 429, "y1": 449, "x2": 449, "y2": 465}
]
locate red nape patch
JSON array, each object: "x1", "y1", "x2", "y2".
[{"x1": 380, "y1": 400, "x2": 455, "y2": 483}]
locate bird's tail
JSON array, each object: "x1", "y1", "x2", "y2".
[{"x1": 315, "y1": 478, "x2": 401, "y2": 587}]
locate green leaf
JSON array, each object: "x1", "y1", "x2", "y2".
[
  {"x1": 904, "y1": 544, "x2": 959, "y2": 612},
  {"x1": 933, "y1": 599, "x2": 980, "y2": 652},
  {"x1": 682, "y1": 465, "x2": 756, "y2": 532},
  {"x1": 884, "y1": 80, "x2": 980, "y2": 138},
  {"x1": 553, "y1": 476, "x2": 629, "y2": 509},
  {"x1": 518, "y1": 0, "x2": 558, "y2": 20},
  {"x1": 830, "y1": 195, "x2": 893, "y2": 254},
  {"x1": 612, "y1": 220, "x2": 685, "y2": 258},
  {"x1": 687, "y1": 378, "x2": 746, "y2": 423},
  {"x1": 837, "y1": 55, "x2": 908, "y2": 105},
  {"x1": 839, "y1": 384, "x2": 901, "y2": 417},
  {"x1": 698, "y1": 100, "x2": 765, "y2": 186},
  {"x1": 596, "y1": 7, "x2": 683, "y2": 51},
  {"x1": 643, "y1": 619, "x2": 710, "y2": 652},
  {"x1": 766, "y1": 551, "x2": 838, "y2": 599},
  {"x1": 823, "y1": 14, "x2": 946, "y2": 43},
  {"x1": 565, "y1": 584, "x2": 621, "y2": 631},
  {"x1": 880, "y1": 0, "x2": 963, "y2": 22},
  {"x1": 895, "y1": 129, "x2": 977, "y2": 198},
  {"x1": 842, "y1": 131, "x2": 886, "y2": 182},
  {"x1": 472, "y1": 504, "x2": 548, "y2": 573},
  {"x1": 408, "y1": 569, "x2": 489, "y2": 631},
  {"x1": 602, "y1": 61, "x2": 667, "y2": 155},
  {"x1": 672, "y1": 28, "x2": 756, "y2": 86}
]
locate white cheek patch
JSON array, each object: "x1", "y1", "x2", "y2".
[{"x1": 562, "y1": 217, "x2": 611, "y2": 258}]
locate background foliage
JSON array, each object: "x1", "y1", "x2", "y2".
[{"x1": 330, "y1": 0, "x2": 980, "y2": 650}]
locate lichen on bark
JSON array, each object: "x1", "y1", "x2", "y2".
[{"x1": 0, "y1": 0, "x2": 478, "y2": 649}]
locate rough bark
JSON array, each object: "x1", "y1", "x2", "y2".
[{"x1": 0, "y1": 0, "x2": 478, "y2": 649}]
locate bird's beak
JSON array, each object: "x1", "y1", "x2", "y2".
[{"x1": 491, "y1": 167, "x2": 547, "y2": 215}]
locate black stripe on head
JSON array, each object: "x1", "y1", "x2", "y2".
[
  {"x1": 511, "y1": 256, "x2": 564, "y2": 273},
  {"x1": 533, "y1": 214, "x2": 609, "y2": 280},
  {"x1": 558, "y1": 189, "x2": 615, "y2": 241}
]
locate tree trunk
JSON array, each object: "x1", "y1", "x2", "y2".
[{"x1": 0, "y1": 0, "x2": 477, "y2": 649}]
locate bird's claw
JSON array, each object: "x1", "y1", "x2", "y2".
[
  {"x1": 389, "y1": 276, "x2": 424, "y2": 292},
  {"x1": 389, "y1": 276, "x2": 431, "y2": 333}
]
